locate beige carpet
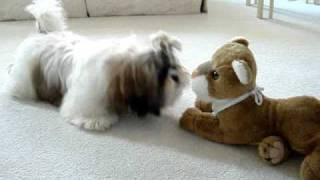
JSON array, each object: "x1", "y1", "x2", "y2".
[{"x1": 0, "y1": 0, "x2": 320, "y2": 179}]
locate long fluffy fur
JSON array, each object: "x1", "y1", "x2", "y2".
[{"x1": 6, "y1": 0, "x2": 189, "y2": 131}]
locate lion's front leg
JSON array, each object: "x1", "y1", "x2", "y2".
[
  {"x1": 195, "y1": 99, "x2": 212, "y2": 112},
  {"x1": 179, "y1": 108, "x2": 225, "y2": 143}
]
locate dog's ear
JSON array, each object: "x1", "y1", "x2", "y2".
[
  {"x1": 151, "y1": 31, "x2": 182, "y2": 51},
  {"x1": 231, "y1": 60, "x2": 253, "y2": 85},
  {"x1": 231, "y1": 37, "x2": 249, "y2": 47}
]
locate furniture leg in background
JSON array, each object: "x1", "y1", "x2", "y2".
[
  {"x1": 306, "y1": 0, "x2": 319, "y2": 5},
  {"x1": 257, "y1": 0, "x2": 264, "y2": 18},
  {"x1": 269, "y1": 0, "x2": 274, "y2": 18},
  {"x1": 257, "y1": 0, "x2": 274, "y2": 19},
  {"x1": 246, "y1": 0, "x2": 250, "y2": 6},
  {"x1": 246, "y1": 0, "x2": 258, "y2": 6}
]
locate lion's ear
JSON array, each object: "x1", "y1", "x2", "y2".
[
  {"x1": 231, "y1": 60, "x2": 252, "y2": 85},
  {"x1": 231, "y1": 37, "x2": 249, "y2": 47}
]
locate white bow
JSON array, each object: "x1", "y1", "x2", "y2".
[
  {"x1": 250, "y1": 86, "x2": 264, "y2": 106},
  {"x1": 211, "y1": 86, "x2": 264, "y2": 116}
]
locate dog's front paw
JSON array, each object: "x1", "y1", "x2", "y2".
[
  {"x1": 179, "y1": 108, "x2": 201, "y2": 131},
  {"x1": 68, "y1": 116, "x2": 118, "y2": 131},
  {"x1": 258, "y1": 136, "x2": 289, "y2": 165}
]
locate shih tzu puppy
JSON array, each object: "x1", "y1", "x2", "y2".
[{"x1": 6, "y1": 0, "x2": 189, "y2": 130}]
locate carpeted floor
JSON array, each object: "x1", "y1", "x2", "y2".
[{"x1": 1, "y1": 0, "x2": 320, "y2": 179}]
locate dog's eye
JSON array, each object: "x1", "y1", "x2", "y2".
[
  {"x1": 211, "y1": 70, "x2": 219, "y2": 80},
  {"x1": 171, "y1": 74, "x2": 179, "y2": 83}
]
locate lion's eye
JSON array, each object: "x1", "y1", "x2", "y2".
[{"x1": 211, "y1": 70, "x2": 219, "y2": 80}]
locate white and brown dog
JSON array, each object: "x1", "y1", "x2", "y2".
[{"x1": 6, "y1": 0, "x2": 189, "y2": 131}]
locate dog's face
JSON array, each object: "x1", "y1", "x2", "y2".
[
  {"x1": 191, "y1": 37, "x2": 257, "y2": 102},
  {"x1": 108, "y1": 32, "x2": 190, "y2": 117}
]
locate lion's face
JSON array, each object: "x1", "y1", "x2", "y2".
[{"x1": 191, "y1": 38, "x2": 257, "y2": 102}]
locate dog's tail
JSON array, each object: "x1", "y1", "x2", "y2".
[{"x1": 25, "y1": 0, "x2": 67, "y2": 34}]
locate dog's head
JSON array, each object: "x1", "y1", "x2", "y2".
[
  {"x1": 192, "y1": 37, "x2": 257, "y2": 102},
  {"x1": 108, "y1": 31, "x2": 190, "y2": 117}
]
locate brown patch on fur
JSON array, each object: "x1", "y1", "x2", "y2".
[
  {"x1": 107, "y1": 59, "x2": 158, "y2": 115},
  {"x1": 33, "y1": 63, "x2": 62, "y2": 106},
  {"x1": 106, "y1": 46, "x2": 183, "y2": 117},
  {"x1": 180, "y1": 37, "x2": 320, "y2": 180},
  {"x1": 107, "y1": 60, "x2": 130, "y2": 114}
]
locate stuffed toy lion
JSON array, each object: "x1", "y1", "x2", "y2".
[{"x1": 180, "y1": 37, "x2": 320, "y2": 180}]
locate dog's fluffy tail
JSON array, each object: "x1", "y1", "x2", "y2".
[{"x1": 25, "y1": 0, "x2": 67, "y2": 33}]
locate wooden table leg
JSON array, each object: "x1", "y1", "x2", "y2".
[{"x1": 257, "y1": 0, "x2": 264, "y2": 19}]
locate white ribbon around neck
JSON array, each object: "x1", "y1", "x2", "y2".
[{"x1": 211, "y1": 86, "x2": 264, "y2": 116}]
